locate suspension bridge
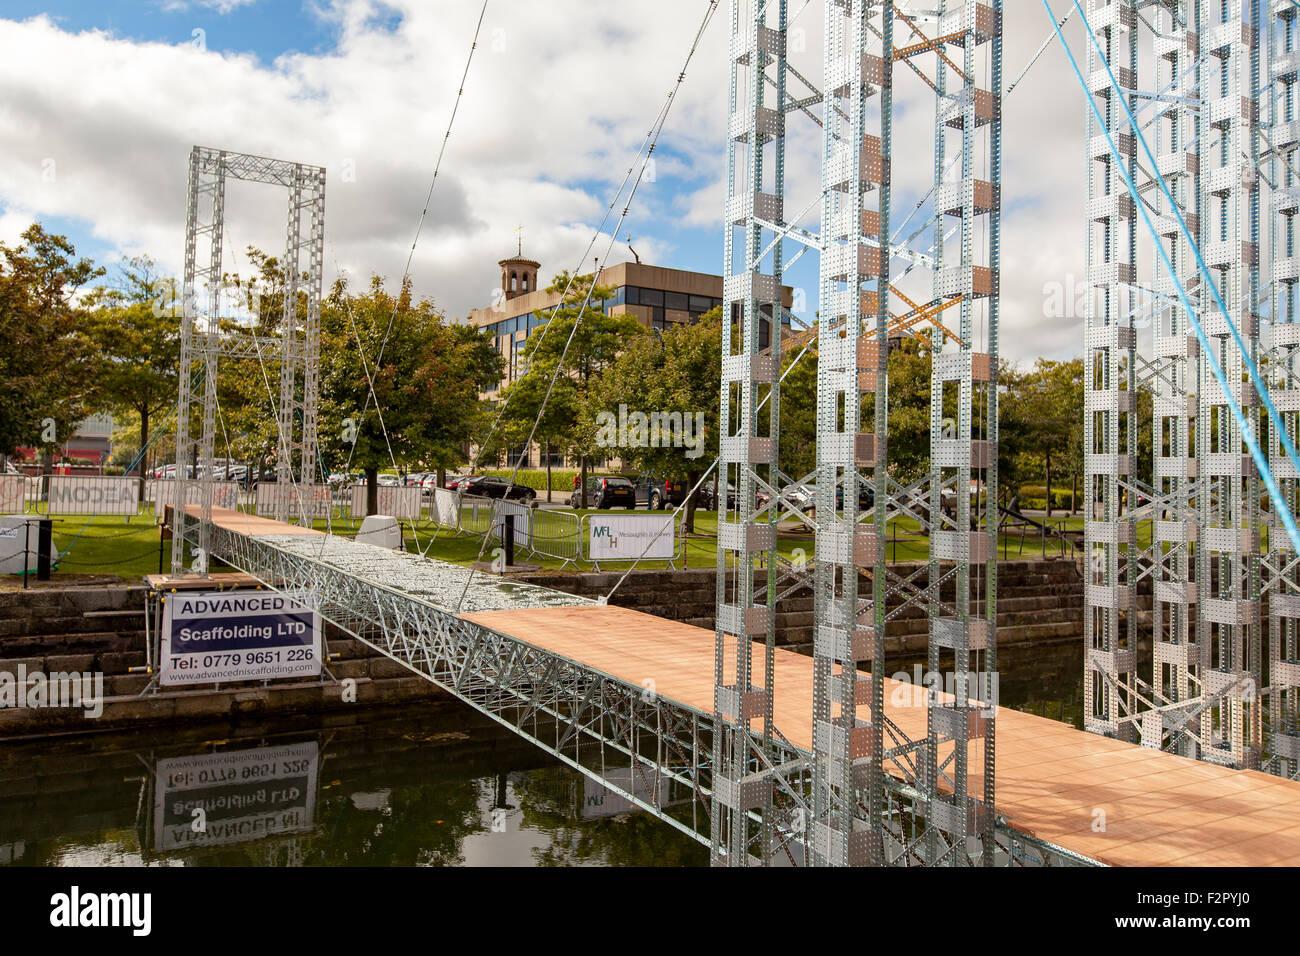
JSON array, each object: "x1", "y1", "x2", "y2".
[
  {"x1": 157, "y1": 0, "x2": 1300, "y2": 866},
  {"x1": 173, "y1": 504, "x2": 1300, "y2": 866}
]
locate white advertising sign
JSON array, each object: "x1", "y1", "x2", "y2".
[
  {"x1": 0, "y1": 476, "x2": 26, "y2": 513},
  {"x1": 46, "y1": 475, "x2": 139, "y2": 515},
  {"x1": 432, "y1": 488, "x2": 459, "y2": 527},
  {"x1": 255, "y1": 482, "x2": 332, "y2": 518},
  {"x1": 349, "y1": 484, "x2": 422, "y2": 519},
  {"x1": 586, "y1": 513, "x2": 675, "y2": 561},
  {"x1": 153, "y1": 741, "x2": 319, "y2": 852},
  {"x1": 161, "y1": 589, "x2": 321, "y2": 686}
]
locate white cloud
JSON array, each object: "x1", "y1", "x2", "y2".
[
  {"x1": 0, "y1": 4, "x2": 738, "y2": 322},
  {"x1": 0, "y1": 5, "x2": 1092, "y2": 362},
  {"x1": 159, "y1": 0, "x2": 262, "y2": 14}
]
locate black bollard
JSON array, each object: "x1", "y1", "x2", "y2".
[
  {"x1": 503, "y1": 514, "x2": 515, "y2": 568},
  {"x1": 36, "y1": 518, "x2": 52, "y2": 581}
]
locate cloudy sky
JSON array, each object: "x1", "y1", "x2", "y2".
[{"x1": 0, "y1": 1, "x2": 1091, "y2": 364}]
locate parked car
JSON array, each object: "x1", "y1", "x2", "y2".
[
  {"x1": 152, "y1": 464, "x2": 198, "y2": 479},
  {"x1": 445, "y1": 474, "x2": 473, "y2": 490},
  {"x1": 377, "y1": 473, "x2": 401, "y2": 487},
  {"x1": 780, "y1": 482, "x2": 817, "y2": 513},
  {"x1": 633, "y1": 475, "x2": 690, "y2": 510},
  {"x1": 459, "y1": 475, "x2": 537, "y2": 502},
  {"x1": 834, "y1": 482, "x2": 874, "y2": 511},
  {"x1": 571, "y1": 475, "x2": 636, "y2": 509},
  {"x1": 705, "y1": 480, "x2": 770, "y2": 511},
  {"x1": 420, "y1": 474, "x2": 443, "y2": 494}
]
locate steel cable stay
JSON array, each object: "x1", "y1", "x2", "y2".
[
  {"x1": 211, "y1": 232, "x2": 326, "y2": 543},
  {"x1": 342, "y1": 0, "x2": 491, "y2": 481},
  {"x1": 432, "y1": 2, "x2": 704, "y2": 484},
  {"x1": 316, "y1": 248, "x2": 425, "y2": 560},
  {"x1": 1047, "y1": 0, "x2": 1300, "y2": 556},
  {"x1": 452, "y1": 0, "x2": 722, "y2": 610},
  {"x1": 459, "y1": 2, "x2": 719, "y2": 481}
]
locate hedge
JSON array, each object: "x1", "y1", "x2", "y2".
[
  {"x1": 1016, "y1": 485, "x2": 1079, "y2": 511},
  {"x1": 481, "y1": 468, "x2": 583, "y2": 493}
]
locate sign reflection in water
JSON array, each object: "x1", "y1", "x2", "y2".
[
  {"x1": 0, "y1": 711, "x2": 711, "y2": 867},
  {"x1": 154, "y1": 741, "x2": 319, "y2": 853}
]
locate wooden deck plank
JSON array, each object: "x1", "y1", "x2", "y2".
[
  {"x1": 190, "y1": 505, "x2": 323, "y2": 537},
  {"x1": 462, "y1": 602, "x2": 1300, "y2": 867}
]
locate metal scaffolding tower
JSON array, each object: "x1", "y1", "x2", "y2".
[
  {"x1": 1148, "y1": 0, "x2": 1203, "y2": 759},
  {"x1": 172, "y1": 146, "x2": 326, "y2": 575},
  {"x1": 714, "y1": 0, "x2": 788, "y2": 866},
  {"x1": 922, "y1": 0, "x2": 1002, "y2": 863},
  {"x1": 716, "y1": 0, "x2": 1003, "y2": 866},
  {"x1": 1195, "y1": 0, "x2": 1263, "y2": 769},
  {"x1": 1079, "y1": 0, "x2": 1277, "y2": 771},
  {"x1": 1083, "y1": 0, "x2": 1141, "y2": 744},
  {"x1": 809, "y1": 0, "x2": 892, "y2": 868},
  {"x1": 1266, "y1": 0, "x2": 1300, "y2": 777}
]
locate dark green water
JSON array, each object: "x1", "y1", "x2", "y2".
[
  {"x1": 0, "y1": 665, "x2": 1082, "y2": 868},
  {"x1": 0, "y1": 706, "x2": 709, "y2": 867}
]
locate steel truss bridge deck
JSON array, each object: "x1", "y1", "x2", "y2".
[{"x1": 189, "y1": 508, "x2": 1300, "y2": 866}]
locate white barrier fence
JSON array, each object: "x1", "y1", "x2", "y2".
[
  {"x1": 46, "y1": 475, "x2": 140, "y2": 516},
  {"x1": 429, "y1": 491, "x2": 670, "y2": 568},
  {"x1": 529, "y1": 508, "x2": 582, "y2": 565},
  {"x1": 489, "y1": 499, "x2": 533, "y2": 548},
  {"x1": 432, "y1": 488, "x2": 460, "y2": 527},
  {"x1": 349, "y1": 484, "x2": 422, "y2": 519},
  {"x1": 0, "y1": 475, "x2": 29, "y2": 513},
  {"x1": 255, "y1": 482, "x2": 333, "y2": 519},
  {"x1": 149, "y1": 479, "x2": 241, "y2": 515},
  {"x1": 0, "y1": 475, "x2": 245, "y2": 518}
]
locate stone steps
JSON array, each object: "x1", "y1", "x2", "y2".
[
  {"x1": 0, "y1": 674, "x2": 440, "y2": 738},
  {"x1": 0, "y1": 586, "x2": 441, "y2": 737}
]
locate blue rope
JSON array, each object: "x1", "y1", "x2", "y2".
[{"x1": 1046, "y1": 0, "x2": 1300, "y2": 554}]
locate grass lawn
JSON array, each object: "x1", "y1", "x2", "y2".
[{"x1": 12, "y1": 503, "x2": 1102, "y2": 583}]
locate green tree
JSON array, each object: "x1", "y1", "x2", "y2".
[
  {"x1": 598, "y1": 308, "x2": 721, "y2": 531},
  {"x1": 1003, "y1": 358, "x2": 1084, "y2": 516},
  {"x1": 778, "y1": 332, "x2": 818, "y2": 480},
  {"x1": 495, "y1": 271, "x2": 644, "y2": 505},
  {"x1": 0, "y1": 224, "x2": 103, "y2": 462},
  {"x1": 83, "y1": 256, "x2": 181, "y2": 489},
  {"x1": 318, "y1": 274, "x2": 501, "y2": 513},
  {"x1": 883, "y1": 337, "x2": 934, "y2": 483}
]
